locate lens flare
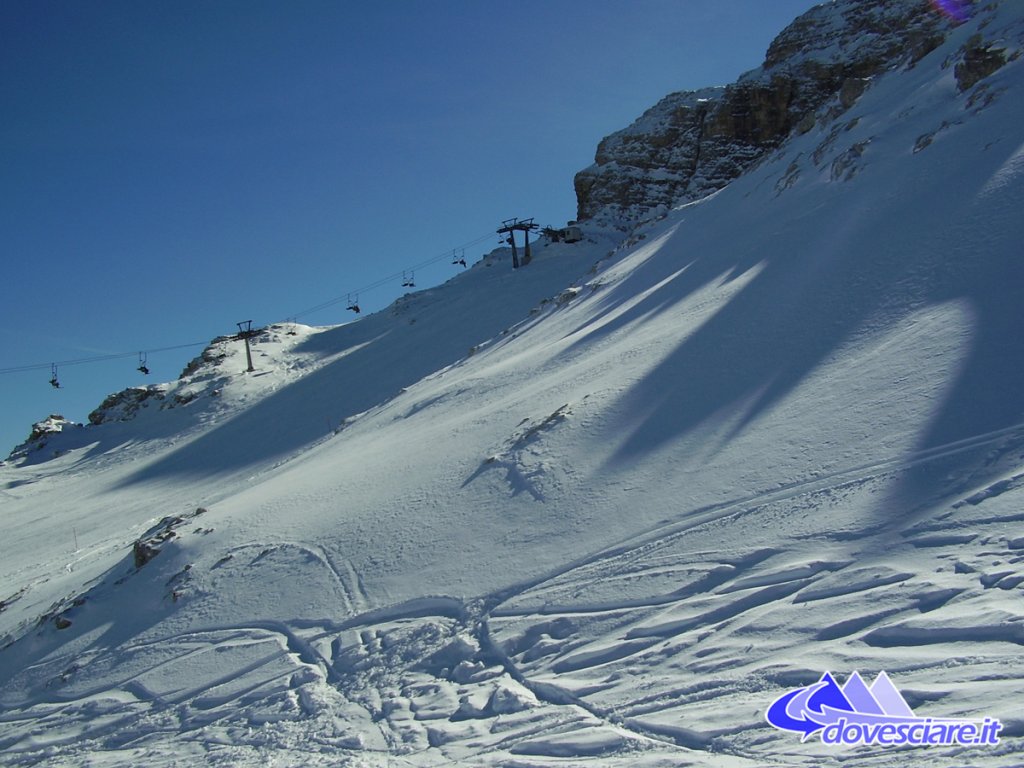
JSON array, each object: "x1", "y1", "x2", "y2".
[{"x1": 930, "y1": 0, "x2": 973, "y2": 23}]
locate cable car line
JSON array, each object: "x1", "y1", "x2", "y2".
[
  {"x1": 0, "y1": 227, "x2": 502, "y2": 381},
  {"x1": 289, "y1": 229, "x2": 495, "y2": 321},
  {"x1": 0, "y1": 341, "x2": 212, "y2": 377}
]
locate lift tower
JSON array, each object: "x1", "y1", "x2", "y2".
[
  {"x1": 235, "y1": 320, "x2": 259, "y2": 373},
  {"x1": 497, "y1": 217, "x2": 539, "y2": 269}
]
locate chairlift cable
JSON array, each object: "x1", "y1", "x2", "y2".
[
  {"x1": 2, "y1": 228, "x2": 501, "y2": 379},
  {"x1": 289, "y1": 229, "x2": 494, "y2": 321},
  {"x1": 0, "y1": 341, "x2": 211, "y2": 377}
]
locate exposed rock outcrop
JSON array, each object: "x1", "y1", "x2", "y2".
[
  {"x1": 955, "y1": 32, "x2": 1009, "y2": 91},
  {"x1": 7, "y1": 324, "x2": 300, "y2": 463},
  {"x1": 5, "y1": 415, "x2": 81, "y2": 461},
  {"x1": 24, "y1": 414, "x2": 75, "y2": 444},
  {"x1": 574, "y1": 0, "x2": 957, "y2": 224},
  {"x1": 132, "y1": 508, "x2": 207, "y2": 569},
  {"x1": 87, "y1": 335, "x2": 238, "y2": 427},
  {"x1": 178, "y1": 338, "x2": 232, "y2": 379},
  {"x1": 89, "y1": 386, "x2": 167, "y2": 425}
]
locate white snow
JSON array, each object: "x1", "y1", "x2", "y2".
[{"x1": 2, "y1": 2, "x2": 1024, "y2": 766}]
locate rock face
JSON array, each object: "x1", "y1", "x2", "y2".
[
  {"x1": 574, "y1": 0, "x2": 957, "y2": 224},
  {"x1": 89, "y1": 386, "x2": 167, "y2": 425},
  {"x1": 132, "y1": 511, "x2": 204, "y2": 569},
  {"x1": 955, "y1": 32, "x2": 1009, "y2": 91}
]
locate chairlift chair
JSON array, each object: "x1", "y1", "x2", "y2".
[
  {"x1": 402, "y1": 271, "x2": 415, "y2": 288},
  {"x1": 137, "y1": 352, "x2": 150, "y2": 375},
  {"x1": 346, "y1": 293, "x2": 360, "y2": 313},
  {"x1": 49, "y1": 364, "x2": 60, "y2": 389}
]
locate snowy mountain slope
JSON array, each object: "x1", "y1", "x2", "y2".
[
  {"x1": 2, "y1": 2, "x2": 1024, "y2": 766},
  {"x1": 0, "y1": 238, "x2": 616, "y2": 646}
]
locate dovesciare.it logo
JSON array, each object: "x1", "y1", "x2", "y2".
[{"x1": 766, "y1": 671, "x2": 1002, "y2": 747}]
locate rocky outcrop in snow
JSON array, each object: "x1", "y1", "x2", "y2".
[
  {"x1": 88, "y1": 386, "x2": 168, "y2": 425},
  {"x1": 86, "y1": 337, "x2": 237, "y2": 427},
  {"x1": 955, "y1": 32, "x2": 1011, "y2": 91},
  {"x1": 5, "y1": 415, "x2": 82, "y2": 461},
  {"x1": 574, "y1": 0, "x2": 958, "y2": 224}
]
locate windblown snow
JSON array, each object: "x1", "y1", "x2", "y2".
[{"x1": 2, "y1": 4, "x2": 1024, "y2": 766}]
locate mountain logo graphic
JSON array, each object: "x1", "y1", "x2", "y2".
[{"x1": 765, "y1": 672, "x2": 1002, "y2": 747}]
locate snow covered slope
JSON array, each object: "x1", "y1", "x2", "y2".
[{"x1": 2, "y1": 2, "x2": 1024, "y2": 766}]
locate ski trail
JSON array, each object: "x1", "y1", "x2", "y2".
[
  {"x1": 487, "y1": 421, "x2": 1024, "y2": 616},
  {"x1": 455, "y1": 424, "x2": 1024, "y2": 760},
  {"x1": 474, "y1": 614, "x2": 759, "y2": 760},
  {"x1": 339, "y1": 555, "x2": 370, "y2": 613},
  {"x1": 307, "y1": 543, "x2": 369, "y2": 614}
]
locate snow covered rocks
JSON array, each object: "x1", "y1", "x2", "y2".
[
  {"x1": 6, "y1": 414, "x2": 81, "y2": 461},
  {"x1": 132, "y1": 507, "x2": 208, "y2": 569}
]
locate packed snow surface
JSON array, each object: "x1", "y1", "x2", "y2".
[{"x1": 2, "y1": 4, "x2": 1024, "y2": 766}]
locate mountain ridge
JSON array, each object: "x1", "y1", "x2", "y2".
[
  {"x1": 573, "y1": 0, "x2": 975, "y2": 224},
  {"x1": 2, "y1": 1, "x2": 1023, "y2": 765}
]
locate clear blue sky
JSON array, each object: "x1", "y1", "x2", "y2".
[{"x1": 1, "y1": 0, "x2": 820, "y2": 454}]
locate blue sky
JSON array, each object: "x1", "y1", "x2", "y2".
[{"x1": 1, "y1": 0, "x2": 820, "y2": 453}]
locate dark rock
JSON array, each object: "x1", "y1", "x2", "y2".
[
  {"x1": 27, "y1": 414, "x2": 68, "y2": 441},
  {"x1": 178, "y1": 341, "x2": 231, "y2": 379},
  {"x1": 27, "y1": 415, "x2": 72, "y2": 444},
  {"x1": 133, "y1": 538, "x2": 165, "y2": 568},
  {"x1": 88, "y1": 386, "x2": 166, "y2": 425},
  {"x1": 130, "y1": 510, "x2": 209, "y2": 572},
  {"x1": 980, "y1": 570, "x2": 1015, "y2": 588},
  {"x1": 830, "y1": 140, "x2": 871, "y2": 181},
  {"x1": 132, "y1": 515, "x2": 188, "y2": 568},
  {"x1": 955, "y1": 33, "x2": 1008, "y2": 91},
  {"x1": 574, "y1": 0, "x2": 953, "y2": 224},
  {"x1": 839, "y1": 77, "x2": 871, "y2": 110}
]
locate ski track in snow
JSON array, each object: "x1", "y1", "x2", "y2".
[
  {"x1": 3, "y1": 3, "x2": 1024, "y2": 765},
  {"x1": 3, "y1": 425, "x2": 1023, "y2": 766}
]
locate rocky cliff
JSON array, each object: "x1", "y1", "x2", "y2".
[{"x1": 574, "y1": 0, "x2": 960, "y2": 224}]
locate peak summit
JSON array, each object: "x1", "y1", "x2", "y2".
[{"x1": 574, "y1": 0, "x2": 957, "y2": 224}]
